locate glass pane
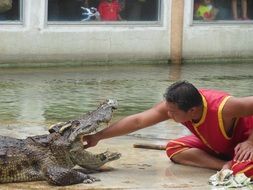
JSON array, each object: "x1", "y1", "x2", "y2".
[
  {"x1": 0, "y1": 0, "x2": 22, "y2": 22},
  {"x1": 193, "y1": 0, "x2": 252, "y2": 21},
  {"x1": 48, "y1": 0, "x2": 160, "y2": 22}
]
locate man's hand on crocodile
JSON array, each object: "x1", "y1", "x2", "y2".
[{"x1": 83, "y1": 134, "x2": 100, "y2": 149}]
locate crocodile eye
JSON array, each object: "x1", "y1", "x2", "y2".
[{"x1": 100, "y1": 154, "x2": 107, "y2": 161}]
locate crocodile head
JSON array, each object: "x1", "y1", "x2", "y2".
[{"x1": 49, "y1": 99, "x2": 118, "y2": 142}]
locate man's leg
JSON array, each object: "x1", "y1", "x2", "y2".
[
  {"x1": 231, "y1": 0, "x2": 239, "y2": 19},
  {"x1": 166, "y1": 135, "x2": 226, "y2": 170},
  {"x1": 231, "y1": 160, "x2": 253, "y2": 178},
  {"x1": 171, "y1": 148, "x2": 226, "y2": 170}
]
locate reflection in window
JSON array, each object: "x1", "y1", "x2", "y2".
[
  {"x1": 193, "y1": 0, "x2": 252, "y2": 21},
  {"x1": 0, "y1": 0, "x2": 22, "y2": 22},
  {"x1": 48, "y1": 0, "x2": 160, "y2": 22}
]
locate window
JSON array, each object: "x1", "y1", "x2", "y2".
[
  {"x1": 0, "y1": 0, "x2": 23, "y2": 23},
  {"x1": 193, "y1": 0, "x2": 253, "y2": 22},
  {"x1": 47, "y1": 0, "x2": 161, "y2": 24}
]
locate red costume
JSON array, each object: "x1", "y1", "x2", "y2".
[
  {"x1": 166, "y1": 89, "x2": 253, "y2": 177},
  {"x1": 98, "y1": 0, "x2": 121, "y2": 21}
]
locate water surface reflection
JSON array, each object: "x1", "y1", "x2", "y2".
[{"x1": 0, "y1": 63, "x2": 252, "y2": 140}]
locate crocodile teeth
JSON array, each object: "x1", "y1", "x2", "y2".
[{"x1": 59, "y1": 123, "x2": 72, "y2": 134}]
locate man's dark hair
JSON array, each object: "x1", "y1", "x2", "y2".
[{"x1": 163, "y1": 81, "x2": 203, "y2": 112}]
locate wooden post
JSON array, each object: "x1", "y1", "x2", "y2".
[{"x1": 170, "y1": 0, "x2": 184, "y2": 64}]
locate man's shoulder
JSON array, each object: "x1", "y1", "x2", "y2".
[
  {"x1": 199, "y1": 88, "x2": 229, "y2": 95},
  {"x1": 152, "y1": 101, "x2": 169, "y2": 113},
  {"x1": 199, "y1": 89, "x2": 231, "y2": 102}
]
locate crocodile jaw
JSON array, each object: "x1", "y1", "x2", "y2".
[{"x1": 68, "y1": 99, "x2": 118, "y2": 142}]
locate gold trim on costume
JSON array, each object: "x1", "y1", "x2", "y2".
[
  {"x1": 231, "y1": 162, "x2": 241, "y2": 169},
  {"x1": 166, "y1": 145, "x2": 183, "y2": 150},
  {"x1": 169, "y1": 147, "x2": 190, "y2": 158},
  {"x1": 191, "y1": 94, "x2": 217, "y2": 153},
  {"x1": 237, "y1": 164, "x2": 253, "y2": 174},
  {"x1": 166, "y1": 140, "x2": 187, "y2": 151},
  {"x1": 218, "y1": 96, "x2": 232, "y2": 140},
  {"x1": 169, "y1": 140, "x2": 187, "y2": 146},
  {"x1": 193, "y1": 95, "x2": 207, "y2": 128}
]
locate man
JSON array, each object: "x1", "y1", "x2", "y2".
[
  {"x1": 98, "y1": 0, "x2": 122, "y2": 21},
  {"x1": 83, "y1": 81, "x2": 253, "y2": 177}
]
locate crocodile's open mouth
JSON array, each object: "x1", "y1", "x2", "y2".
[
  {"x1": 57, "y1": 99, "x2": 118, "y2": 142},
  {"x1": 48, "y1": 99, "x2": 118, "y2": 142}
]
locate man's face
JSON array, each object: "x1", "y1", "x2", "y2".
[{"x1": 166, "y1": 102, "x2": 192, "y2": 123}]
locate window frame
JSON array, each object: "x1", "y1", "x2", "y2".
[
  {"x1": 191, "y1": 0, "x2": 253, "y2": 25},
  {"x1": 46, "y1": 0, "x2": 163, "y2": 27},
  {"x1": 0, "y1": 0, "x2": 24, "y2": 25}
]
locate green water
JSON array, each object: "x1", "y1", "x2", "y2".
[{"x1": 0, "y1": 63, "x2": 252, "y2": 139}]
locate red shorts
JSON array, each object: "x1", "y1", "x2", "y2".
[{"x1": 166, "y1": 135, "x2": 253, "y2": 178}]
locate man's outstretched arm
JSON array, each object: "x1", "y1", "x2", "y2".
[{"x1": 83, "y1": 101, "x2": 170, "y2": 149}]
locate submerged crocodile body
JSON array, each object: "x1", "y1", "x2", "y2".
[{"x1": 0, "y1": 99, "x2": 121, "y2": 186}]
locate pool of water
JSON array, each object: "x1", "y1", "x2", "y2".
[{"x1": 0, "y1": 62, "x2": 252, "y2": 140}]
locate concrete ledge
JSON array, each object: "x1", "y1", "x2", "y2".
[
  {"x1": 0, "y1": 59, "x2": 169, "y2": 68},
  {"x1": 182, "y1": 57, "x2": 253, "y2": 64}
]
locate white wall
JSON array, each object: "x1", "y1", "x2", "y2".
[
  {"x1": 183, "y1": 0, "x2": 253, "y2": 61},
  {"x1": 0, "y1": 0, "x2": 170, "y2": 64},
  {"x1": 1, "y1": 0, "x2": 253, "y2": 64}
]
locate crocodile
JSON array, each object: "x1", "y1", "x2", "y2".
[{"x1": 0, "y1": 99, "x2": 121, "y2": 186}]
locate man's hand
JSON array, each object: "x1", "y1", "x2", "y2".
[
  {"x1": 234, "y1": 140, "x2": 253, "y2": 162},
  {"x1": 82, "y1": 134, "x2": 100, "y2": 149}
]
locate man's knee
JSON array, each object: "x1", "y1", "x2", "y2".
[
  {"x1": 166, "y1": 141, "x2": 178, "y2": 158},
  {"x1": 166, "y1": 141, "x2": 188, "y2": 163}
]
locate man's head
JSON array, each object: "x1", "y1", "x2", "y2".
[{"x1": 164, "y1": 80, "x2": 202, "y2": 113}]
